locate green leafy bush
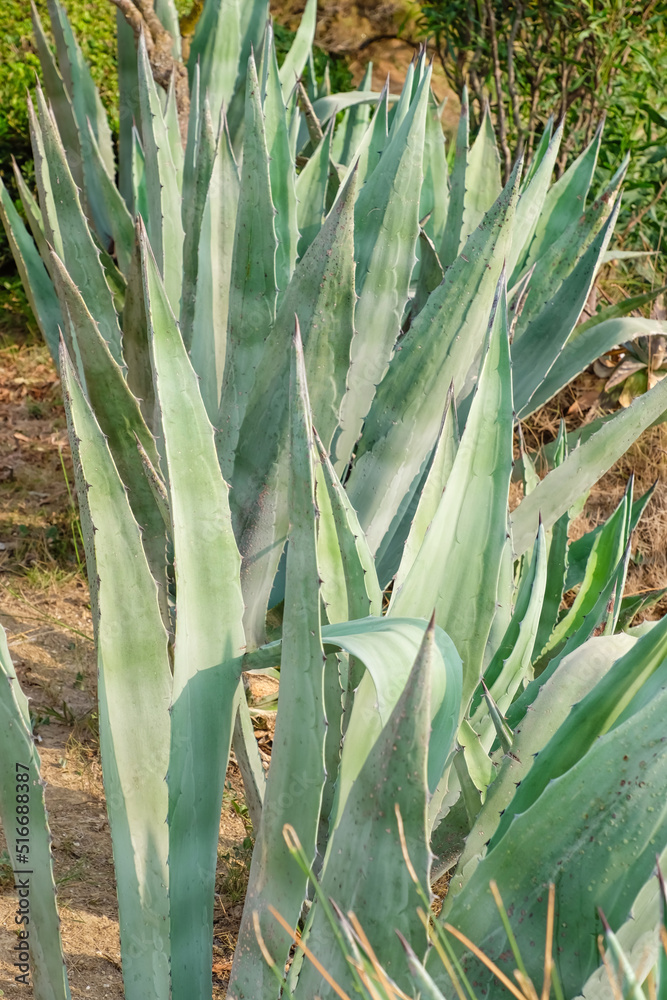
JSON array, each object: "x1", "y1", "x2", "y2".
[
  {"x1": 0, "y1": 0, "x2": 117, "y2": 276},
  {"x1": 416, "y1": 0, "x2": 667, "y2": 248}
]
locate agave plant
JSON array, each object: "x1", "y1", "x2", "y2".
[
  {"x1": 596, "y1": 332, "x2": 667, "y2": 406},
  {"x1": 1, "y1": 2, "x2": 667, "y2": 1000}
]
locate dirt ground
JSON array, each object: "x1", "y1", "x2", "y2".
[{"x1": 276, "y1": 0, "x2": 461, "y2": 130}]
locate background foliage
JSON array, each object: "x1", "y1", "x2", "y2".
[
  {"x1": 416, "y1": 0, "x2": 667, "y2": 250},
  {"x1": 0, "y1": 0, "x2": 350, "y2": 286}
]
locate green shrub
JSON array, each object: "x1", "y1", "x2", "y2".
[
  {"x1": 0, "y1": 0, "x2": 117, "y2": 276},
  {"x1": 416, "y1": 0, "x2": 667, "y2": 249}
]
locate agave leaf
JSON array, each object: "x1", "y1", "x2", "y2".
[
  {"x1": 136, "y1": 34, "x2": 184, "y2": 318},
  {"x1": 297, "y1": 88, "x2": 397, "y2": 152},
  {"x1": 510, "y1": 373, "x2": 667, "y2": 556},
  {"x1": 313, "y1": 89, "x2": 397, "y2": 126},
  {"x1": 338, "y1": 77, "x2": 389, "y2": 192},
  {"x1": 331, "y1": 62, "x2": 373, "y2": 167},
  {"x1": 513, "y1": 185, "x2": 624, "y2": 416},
  {"x1": 232, "y1": 690, "x2": 266, "y2": 833},
  {"x1": 508, "y1": 121, "x2": 563, "y2": 281},
  {"x1": 293, "y1": 620, "x2": 438, "y2": 1000},
  {"x1": 83, "y1": 118, "x2": 135, "y2": 276},
  {"x1": 567, "y1": 484, "x2": 654, "y2": 592},
  {"x1": 389, "y1": 59, "x2": 416, "y2": 135},
  {"x1": 190, "y1": 114, "x2": 240, "y2": 421},
  {"x1": 617, "y1": 587, "x2": 667, "y2": 631},
  {"x1": 512, "y1": 544, "x2": 631, "y2": 737},
  {"x1": 246, "y1": 616, "x2": 462, "y2": 811},
  {"x1": 261, "y1": 23, "x2": 299, "y2": 292},
  {"x1": 61, "y1": 346, "x2": 171, "y2": 1000},
  {"x1": 46, "y1": 0, "x2": 115, "y2": 177},
  {"x1": 319, "y1": 649, "x2": 345, "y2": 863},
  {"x1": 296, "y1": 121, "x2": 333, "y2": 256},
  {"x1": 493, "y1": 610, "x2": 667, "y2": 851},
  {"x1": 0, "y1": 625, "x2": 72, "y2": 1000},
  {"x1": 131, "y1": 126, "x2": 148, "y2": 225},
  {"x1": 121, "y1": 224, "x2": 158, "y2": 435},
  {"x1": 315, "y1": 430, "x2": 382, "y2": 624},
  {"x1": 229, "y1": 326, "x2": 326, "y2": 1000},
  {"x1": 332, "y1": 69, "x2": 431, "y2": 472},
  {"x1": 346, "y1": 160, "x2": 520, "y2": 558},
  {"x1": 28, "y1": 106, "x2": 62, "y2": 267},
  {"x1": 154, "y1": 0, "x2": 181, "y2": 57},
  {"x1": 389, "y1": 276, "x2": 513, "y2": 711},
  {"x1": 180, "y1": 100, "x2": 217, "y2": 352},
  {"x1": 458, "y1": 718, "x2": 494, "y2": 802},
  {"x1": 535, "y1": 481, "x2": 632, "y2": 666},
  {"x1": 400, "y1": 936, "x2": 448, "y2": 1000},
  {"x1": 182, "y1": 63, "x2": 201, "y2": 213},
  {"x1": 278, "y1": 0, "x2": 317, "y2": 97},
  {"x1": 410, "y1": 228, "x2": 445, "y2": 322},
  {"x1": 434, "y1": 682, "x2": 667, "y2": 1000},
  {"x1": 533, "y1": 508, "x2": 571, "y2": 658},
  {"x1": 420, "y1": 91, "x2": 449, "y2": 250},
  {"x1": 229, "y1": 172, "x2": 355, "y2": 647},
  {"x1": 449, "y1": 632, "x2": 637, "y2": 907},
  {"x1": 31, "y1": 0, "x2": 82, "y2": 190},
  {"x1": 116, "y1": 10, "x2": 139, "y2": 209},
  {"x1": 188, "y1": 0, "x2": 268, "y2": 142},
  {"x1": 598, "y1": 910, "x2": 658, "y2": 1000},
  {"x1": 0, "y1": 179, "x2": 62, "y2": 364},
  {"x1": 387, "y1": 387, "x2": 459, "y2": 599},
  {"x1": 228, "y1": 5, "x2": 276, "y2": 147},
  {"x1": 50, "y1": 250, "x2": 170, "y2": 629},
  {"x1": 515, "y1": 152, "x2": 621, "y2": 340},
  {"x1": 163, "y1": 77, "x2": 184, "y2": 192},
  {"x1": 578, "y1": 283, "x2": 667, "y2": 331},
  {"x1": 522, "y1": 116, "x2": 554, "y2": 185},
  {"x1": 439, "y1": 88, "x2": 468, "y2": 266},
  {"x1": 524, "y1": 120, "x2": 603, "y2": 269},
  {"x1": 462, "y1": 104, "x2": 502, "y2": 244},
  {"x1": 13, "y1": 161, "x2": 47, "y2": 253},
  {"x1": 483, "y1": 526, "x2": 515, "y2": 674},
  {"x1": 527, "y1": 315, "x2": 667, "y2": 416},
  {"x1": 469, "y1": 523, "x2": 548, "y2": 743},
  {"x1": 216, "y1": 53, "x2": 277, "y2": 477},
  {"x1": 140, "y1": 225, "x2": 245, "y2": 999},
  {"x1": 30, "y1": 88, "x2": 124, "y2": 365}
]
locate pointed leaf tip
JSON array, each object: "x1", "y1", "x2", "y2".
[
  {"x1": 293, "y1": 314, "x2": 303, "y2": 350},
  {"x1": 657, "y1": 857, "x2": 667, "y2": 907}
]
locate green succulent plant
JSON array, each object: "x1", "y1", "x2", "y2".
[{"x1": 2, "y1": 3, "x2": 667, "y2": 1000}]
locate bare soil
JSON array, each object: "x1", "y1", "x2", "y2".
[{"x1": 275, "y1": 0, "x2": 461, "y2": 131}]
